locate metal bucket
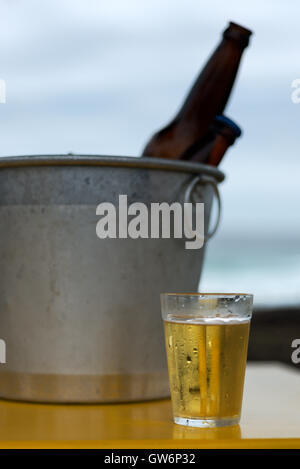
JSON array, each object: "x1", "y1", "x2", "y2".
[{"x1": 0, "y1": 155, "x2": 224, "y2": 403}]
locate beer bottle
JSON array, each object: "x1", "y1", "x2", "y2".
[
  {"x1": 181, "y1": 115, "x2": 242, "y2": 166},
  {"x1": 142, "y1": 22, "x2": 252, "y2": 159}
]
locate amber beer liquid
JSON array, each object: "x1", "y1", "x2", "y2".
[
  {"x1": 161, "y1": 293, "x2": 253, "y2": 428},
  {"x1": 164, "y1": 318, "x2": 250, "y2": 426}
]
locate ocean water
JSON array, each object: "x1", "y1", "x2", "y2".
[{"x1": 200, "y1": 237, "x2": 300, "y2": 307}]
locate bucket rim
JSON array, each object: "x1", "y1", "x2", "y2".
[{"x1": 0, "y1": 154, "x2": 225, "y2": 182}]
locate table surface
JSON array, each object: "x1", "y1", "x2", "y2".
[{"x1": 0, "y1": 363, "x2": 299, "y2": 449}]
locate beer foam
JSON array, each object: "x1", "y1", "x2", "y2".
[{"x1": 165, "y1": 315, "x2": 251, "y2": 325}]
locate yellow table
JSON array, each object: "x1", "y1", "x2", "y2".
[{"x1": 0, "y1": 363, "x2": 299, "y2": 449}]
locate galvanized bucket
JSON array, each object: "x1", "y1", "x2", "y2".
[{"x1": 0, "y1": 155, "x2": 224, "y2": 402}]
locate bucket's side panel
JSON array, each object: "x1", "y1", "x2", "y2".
[{"x1": 0, "y1": 166, "x2": 214, "y2": 402}]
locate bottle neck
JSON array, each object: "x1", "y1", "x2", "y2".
[
  {"x1": 175, "y1": 27, "x2": 251, "y2": 124},
  {"x1": 206, "y1": 134, "x2": 232, "y2": 166},
  {"x1": 183, "y1": 119, "x2": 240, "y2": 166}
]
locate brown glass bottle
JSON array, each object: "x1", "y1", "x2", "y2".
[
  {"x1": 181, "y1": 115, "x2": 242, "y2": 166},
  {"x1": 142, "y1": 22, "x2": 252, "y2": 159}
]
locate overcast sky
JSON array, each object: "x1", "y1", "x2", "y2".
[{"x1": 0, "y1": 0, "x2": 299, "y2": 238}]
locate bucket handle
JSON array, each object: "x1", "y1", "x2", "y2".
[{"x1": 184, "y1": 175, "x2": 221, "y2": 241}]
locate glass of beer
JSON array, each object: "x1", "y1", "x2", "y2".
[{"x1": 161, "y1": 293, "x2": 253, "y2": 428}]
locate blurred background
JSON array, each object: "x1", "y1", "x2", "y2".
[{"x1": 0, "y1": 0, "x2": 299, "y2": 307}]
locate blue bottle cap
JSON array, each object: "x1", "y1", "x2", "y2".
[{"x1": 215, "y1": 115, "x2": 242, "y2": 137}]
